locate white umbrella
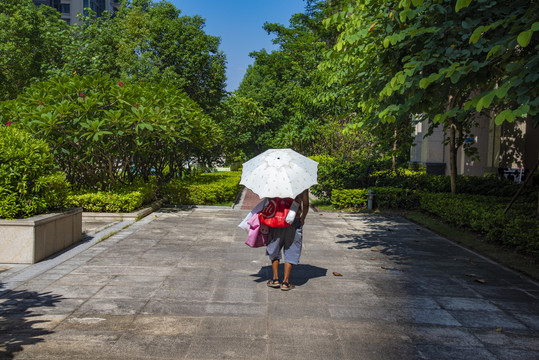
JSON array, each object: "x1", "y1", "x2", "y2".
[{"x1": 240, "y1": 148, "x2": 318, "y2": 198}]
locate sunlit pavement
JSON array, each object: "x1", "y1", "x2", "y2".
[{"x1": 1, "y1": 192, "x2": 538, "y2": 359}]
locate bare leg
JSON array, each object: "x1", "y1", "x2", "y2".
[
  {"x1": 283, "y1": 262, "x2": 293, "y2": 284},
  {"x1": 271, "y1": 259, "x2": 280, "y2": 280}
]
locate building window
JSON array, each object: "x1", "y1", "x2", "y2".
[
  {"x1": 83, "y1": 0, "x2": 88, "y2": 8},
  {"x1": 61, "y1": 4, "x2": 70, "y2": 13}
]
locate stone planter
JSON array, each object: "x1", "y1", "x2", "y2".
[{"x1": 0, "y1": 208, "x2": 83, "y2": 264}]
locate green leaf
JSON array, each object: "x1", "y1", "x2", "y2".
[
  {"x1": 494, "y1": 109, "x2": 515, "y2": 125},
  {"x1": 525, "y1": 73, "x2": 539, "y2": 83},
  {"x1": 455, "y1": 0, "x2": 473, "y2": 13},
  {"x1": 532, "y1": 22, "x2": 539, "y2": 31},
  {"x1": 450, "y1": 72, "x2": 461, "y2": 84},
  {"x1": 513, "y1": 104, "x2": 530, "y2": 118},
  {"x1": 475, "y1": 91, "x2": 495, "y2": 112},
  {"x1": 486, "y1": 44, "x2": 501, "y2": 60},
  {"x1": 517, "y1": 30, "x2": 533, "y2": 47},
  {"x1": 469, "y1": 26, "x2": 485, "y2": 44},
  {"x1": 495, "y1": 82, "x2": 512, "y2": 99},
  {"x1": 411, "y1": 0, "x2": 424, "y2": 7}
]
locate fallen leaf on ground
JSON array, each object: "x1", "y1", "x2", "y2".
[
  {"x1": 474, "y1": 279, "x2": 486, "y2": 284},
  {"x1": 371, "y1": 249, "x2": 380, "y2": 252},
  {"x1": 332, "y1": 272, "x2": 343, "y2": 276},
  {"x1": 495, "y1": 327, "x2": 503, "y2": 332},
  {"x1": 370, "y1": 257, "x2": 377, "y2": 260},
  {"x1": 464, "y1": 273, "x2": 476, "y2": 277},
  {"x1": 381, "y1": 266, "x2": 386, "y2": 269}
]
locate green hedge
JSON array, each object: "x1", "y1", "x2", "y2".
[
  {"x1": 311, "y1": 160, "x2": 533, "y2": 201},
  {"x1": 331, "y1": 187, "x2": 539, "y2": 258},
  {"x1": 67, "y1": 181, "x2": 157, "y2": 212},
  {"x1": 309, "y1": 155, "x2": 389, "y2": 201},
  {"x1": 66, "y1": 172, "x2": 242, "y2": 211},
  {"x1": 163, "y1": 171, "x2": 242, "y2": 205},
  {"x1": 369, "y1": 169, "x2": 533, "y2": 197},
  {"x1": 332, "y1": 187, "x2": 420, "y2": 210},
  {"x1": 419, "y1": 192, "x2": 538, "y2": 257},
  {"x1": 0, "y1": 126, "x2": 70, "y2": 219}
]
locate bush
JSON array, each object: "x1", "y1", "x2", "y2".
[
  {"x1": 419, "y1": 192, "x2": 538, "y2": 257},
  {"x1": 67, "y1": 180, "x2": 157, "y2": 212},
  {"x1": 0, "y1": 126, "x2": 70, "y2": 219},
  {"x1": 310, "y1": 155, "x2": 389, "y2": 201},
  {"x1": 331, "y1": 189, "x2": 368, "y2": 209},
  {"x1": 370, "y1": 169, "x2": 532, "y2": 197},
  {"x1": 163, "y1": 171, "x2": 242, "y2": 205},
  {"x1": 0, "y1": 75, "x2": 222, "y2": 189},
  {"x1": 331, "y1": 187, "x2": 420, "y2": 210}
]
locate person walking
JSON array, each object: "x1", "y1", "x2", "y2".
[{"x1": 265, "y1": 189, "x2": 309, "y2": 291}]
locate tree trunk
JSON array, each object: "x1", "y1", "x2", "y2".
[
  {"x1": 392, "y1": 127, "x2": 397, "y2": 172},
  {"x1": 449, "y1": 120, "x2": 458, "y2": 194}
]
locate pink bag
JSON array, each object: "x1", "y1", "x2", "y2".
[{"x1": 245, "y1": 213, "x2": 269, "y2": 248}]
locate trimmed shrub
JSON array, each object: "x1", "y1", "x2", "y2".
[
  {"x1": 370, "y1": 169, "x2": 532, "y2": 197},
  {"x1": 163, "y1": 171, "x2": 242, "y2": 205},
  {"x1": 310, "y1": 155, "x2": 389, "y2": 201},
  {"x1": 331, "y1": 189, "x2": 368, "y2": 209},
  {"x1": 331, "y1": 187, "x2": 420, "y2": 210},
  {"x1": 0, "y1": 126, "x2": 70, "y2": 219},
  {"x1": 419, "y1": 192, "x2": 538, "y2": 257},
  {"x1": 67, "y1": 180, "x2": 157, "y2": 212}
]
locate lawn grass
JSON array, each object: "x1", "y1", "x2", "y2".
[{"x1": 401, "y1": 211, "x2": 538, "y2": 281}]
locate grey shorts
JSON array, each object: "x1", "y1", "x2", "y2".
[{"x1": 265, "y1": 218, "x2": 303, "y2": 265}]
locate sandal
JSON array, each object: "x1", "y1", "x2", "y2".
[
  {"x1": 281, "y1": 282, "x2": 294, "y2": 291},
  {"x1": 267, "y1": 279, "x2": 280, "y2": 288}
]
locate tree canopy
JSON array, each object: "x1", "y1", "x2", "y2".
[
  {"x1": 320, "y1": 0, "x2": 538, "y2": 192},
  {"x1": 0, "y1": 0, "x2": 69, "y2": 100},
  {"x1": 229, "y1": 0, "x2": 414, "y2": 167},
  {"x1": 1, "y1": 0, "x2": 227, "y2": 115}
]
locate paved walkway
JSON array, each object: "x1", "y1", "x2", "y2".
[{"x1": 1, "y1": 191, "x2": 538, "y2": 359}]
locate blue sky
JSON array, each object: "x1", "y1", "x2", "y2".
[{"x1": 170, "y1": 0, "x2": 307, "y2": 92}]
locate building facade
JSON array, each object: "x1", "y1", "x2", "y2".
[
  {"x1": 410, "y1": 115, "x2": 539, "y2": 183},
  {"x1": 33, "y1": 0, "x2": 118, "y2": 24}
]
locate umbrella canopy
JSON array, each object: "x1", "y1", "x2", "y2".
[{"x1": 240, "y1": 148, "x2": 318, "y2": 198}]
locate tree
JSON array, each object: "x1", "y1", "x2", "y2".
[
  {"x1": 37, "y1": 0, "x2": 227, "y2": 115},
  {"x1": 321, "y1": 0, "x2": 538, "y2": 193},
  {"x1": 0, "y1": 0, "x2": 69, "y2": 100},
  {"x1": 218, "y1": 94, "x2": 268, "y2": 161},
  {"x1": 0, "y1": 75, "x2": 222, "y2": 189},
  {"x1": 233, "y1": 2, "x2": 353, "y2": 158}
]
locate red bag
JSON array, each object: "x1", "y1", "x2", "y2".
[{"x1": 259, "y1": 197, "x2": 294, "y2": 228}]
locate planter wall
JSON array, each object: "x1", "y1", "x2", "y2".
[{"x1": 0, "y1": 208, "x2": 83, "y2": 264}]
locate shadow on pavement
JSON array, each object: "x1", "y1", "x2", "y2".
[
  {"x1": 250, "y1": 264, "x2": 328, "y2": 286},
  {"x1": 0, "y1": 283, "x2": 64, "y2": 359},
  {"x1": 335, "y1": 214, "x2": 415, "y2": 266}
]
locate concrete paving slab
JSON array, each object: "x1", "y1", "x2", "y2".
[{"x1": 1, "y1": 205, "x2": 538, "y2": 359}]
